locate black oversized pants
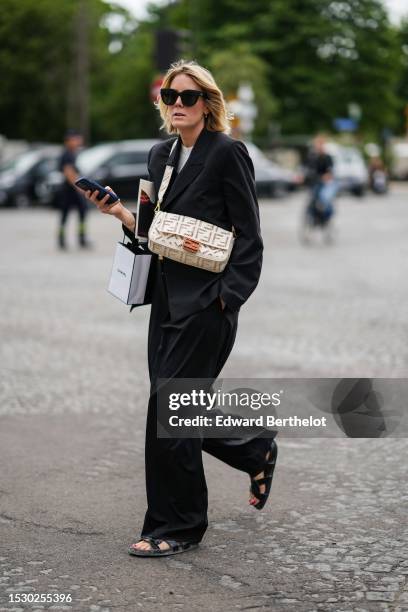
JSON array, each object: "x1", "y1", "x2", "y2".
[{"x1": 141, "y1": 259, "x2": 276, "y2": 544}]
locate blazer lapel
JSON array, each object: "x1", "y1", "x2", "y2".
[{"x1": 161, "y1": 127, "x2": 216, "y2": 211}]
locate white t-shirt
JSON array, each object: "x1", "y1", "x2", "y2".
[{"x1": 177, "y1": 144, "x2": 193, "y2": 172}]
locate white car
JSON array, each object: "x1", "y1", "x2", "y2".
[
  {"x1": 0, "y1": 146, "x2": 62, "y2": 207},
  {"x1": 325, "y1": 143, "x2": 369, "y2": 197},
  {"x1": 390, "y1": 141, "x2": 408, "y2": 180}
]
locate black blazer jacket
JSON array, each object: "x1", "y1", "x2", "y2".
[{"x1": 122, "y1": 125, "x2": 263, "y2": 321}]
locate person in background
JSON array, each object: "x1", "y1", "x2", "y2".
[
  {"x1": 369, "y1": 156, "x2": 388, "y2": 194},
  {"x1": 57, "y1": 130, "x2": 91, "y2": 250},
  {"x1": 305, "y1": 134, "x2": 337, "y2": 225}
]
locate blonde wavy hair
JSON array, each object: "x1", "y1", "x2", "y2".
[{"x1": 155, "y1": 59, "x2": 232, "y2": 135}]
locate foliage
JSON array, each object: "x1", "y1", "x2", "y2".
[
  {"x1": 0, "y1": 0, "x2": 74, "y2": 141},
  {"x1": 0, "y1": 0, "x2": 158, "y2": 142},
  {"x1": 0, "y1": 0, "x2": 407, "y2": 143},
  {"x1": 208, "y1": 45, "x2": 277, "y2": 140}
]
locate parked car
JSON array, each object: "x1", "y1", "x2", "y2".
[
  {"x1": 0, "y1": 146, "x2": 62, "y2": 207},
  {"x1": 39, "y1": 139, "x2": 160, "y2": 207},
  {"x1": 390, "y1": 141, "x2": 408, "y2": 180},
  {"x1": 325, "y1": 143, "x2": 369, "y2": 197},
  {"x1": 244, "y1": 142, "x2": 300, "y2": 197},
  {"x1": 40, "y1": 138, "x2": 299, "y2": 207}
]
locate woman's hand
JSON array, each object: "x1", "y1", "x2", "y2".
[
  {"x1": 84, "y1": 185, "x2": 124, "y2": 217},
  {"x1": 84, "y1": 185, "x2": 136, "y2": 232}
]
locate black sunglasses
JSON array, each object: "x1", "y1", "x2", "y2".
[{"x1": 160, "y1": 88, "x2": 208, "y2": 107}]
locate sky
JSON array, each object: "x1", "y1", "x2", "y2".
[
  {"x1": 107, "y1": 0, "x2": 408, "y2": 24},
  {"x1": 384, "y1": 0, "x2": 408, "y2": 23},
  {"x1": 108, "y1": 0, "x2": 166, "y2": 20}
]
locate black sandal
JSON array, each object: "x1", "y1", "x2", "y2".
[
  {"x1": 249, "y1": 438, "x2": 278, "y2": 510},
  {"x1": 128, "y1": 536, "x2": 199, "y2": 557}
]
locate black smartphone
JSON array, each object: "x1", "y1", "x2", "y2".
[{"x1": 75, "y1": 177, "x2": 119, "y2": 205}]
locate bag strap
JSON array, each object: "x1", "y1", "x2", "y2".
[
  {"x1": 153, "y1": 137, "x2": 237, "y2": 238},
  {"x1": 154, "y1": 139, "x2": 178, "y2": 214}
]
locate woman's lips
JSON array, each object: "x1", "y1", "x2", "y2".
[{"x1": 173, "y1": 112, "x2": 186, "y2": 117}]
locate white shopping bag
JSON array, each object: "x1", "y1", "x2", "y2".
[{"x1": 107, "y1": 241, "x2": 152, "y2": 305}]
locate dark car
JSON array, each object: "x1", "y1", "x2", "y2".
[
  {"x1": 39, "y1": 140, "x2": 160, "y2": 206},
  {"x1": 0, "y1": 146, "x2": 62, "y2": 207},
  {"x1": 244, "y1": 142, "x2": 301, "y2": 197}
]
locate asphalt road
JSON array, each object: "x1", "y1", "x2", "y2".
[{"x1": 0, "y1": 187, "x2": 407, "y2": 611}]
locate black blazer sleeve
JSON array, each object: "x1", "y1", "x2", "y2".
[
  {"x1": 121, "y1": 147, "x2": 154, "y2": 243},
  {"x1": 219, "y1": 140, "x2": 263, "y2": 312}
]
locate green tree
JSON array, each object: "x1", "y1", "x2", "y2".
[
  {"x1": 90, "y1": 24, "x2": 158, "y2": 141},
  {"x1": 0, "y1": 0, "x2": 406, "y2": 144},
  {"x1": 236, "y1": 0, "x2": 401, "y2": 135},
  {"x1": 0, "y1": 0, "x2": 74, "y2": 141},
  {"x1": 396, "y1": 18, "x2": 408, "y2": 135},
  {"x1": 0, "y1": 0, "x2": 158, "y2": 142},
  {"x1": 319, "y1": 0, "x2": 402, "y2": 136},
  {"x1": 149, "y1": 0, "x2": 404, "y2": 138},
  {"x1": 208, "y1": 45, "x2": 277, "y2": 140}
]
